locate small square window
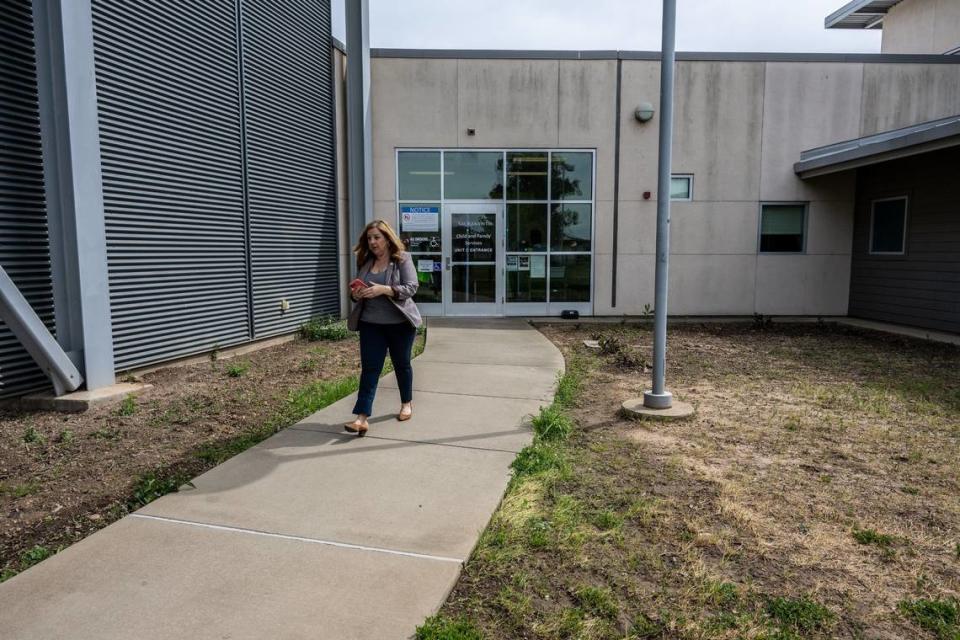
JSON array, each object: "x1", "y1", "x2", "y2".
[
  {"x1": 670, "y1": 175, "x2": 693, "y2": 200},
  {"x1": 869, "y1": 197, "x2": 907, "y2": 254},
  {"x1": 760, "y1": 204, "x2": 806, "y2": 253}
]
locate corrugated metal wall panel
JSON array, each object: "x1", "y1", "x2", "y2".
[
  {"x1": 241, "y1": 0, "x2": 340, "y2": 336},
  {"x1": 0, "y1": 0, "x2": 56, "y2": 398},
  {"x1": 92, "y1": 0, "x2": 251, "y2": 370}
]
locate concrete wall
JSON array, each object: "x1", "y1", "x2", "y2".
[
  {"x1": 882, "y1": 0, "x2": 960, "y2": 54},
  {"x1": 369, "y1": 53, "x2": 958, "y2": 317}
]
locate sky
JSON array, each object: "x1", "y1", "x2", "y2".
[{"x1": 330, "y1": 0, "x2": 883, "y2": 53}]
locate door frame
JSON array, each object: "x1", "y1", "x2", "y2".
[{"x1": 442, "y1": 201, "x2": 503, "y2": 316}]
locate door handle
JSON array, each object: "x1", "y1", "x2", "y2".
[{"x1": 445, "y1": 257, "x2": 451, "y2": 271}]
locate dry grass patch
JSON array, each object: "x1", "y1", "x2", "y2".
[{"x1": 434, "y1": 322, "x2": 959, "y2": 639}]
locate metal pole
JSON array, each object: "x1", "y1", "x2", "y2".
[
  {"x1": 33, "y1": 0, "x2": 116, "y2": 391},
  {"x1": 643, "y1": 0, "x2": 676, "y2": 410},
  {"x1": 0, "y1": 266, "x2": 83, "y2": 396},
  {"x1": 345, "y1": 0, "x2": 372, "y2": 274}
]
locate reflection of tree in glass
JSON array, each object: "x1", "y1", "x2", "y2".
[
  {"x1": 552, "y1": 156, "x2": 582, "y2": 200},
  {"x1": 553, "y1": 205, "x2": 590, "y2": 247},
  {"x1": 489, "y1": 158, "x2": 505, "y2": 199}
]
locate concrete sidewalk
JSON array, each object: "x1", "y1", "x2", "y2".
[{"x1": 0, "y1": 318, "x2": 563, "y2": 639}]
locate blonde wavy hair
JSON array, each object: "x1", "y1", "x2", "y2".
[{"x1": 354, "y1": 219, "x2": 405, "y2": 269}]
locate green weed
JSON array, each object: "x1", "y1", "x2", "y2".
[
  {"x1": 226, "y1": 361, "x2": 250, "y2": 378},
  {"x1": 631, "y1": 613, "x2": 664, "y2": 638},
  {"x1": 574, "y1": 585, "x2": 619, "y2": 619},
  {"x1": 285, "y1": 376, "x2": 359, "y2": 421},
  {"x1": 852, "y1": 527, "x2": 894, "y2": 547},
  {"x1": 22, "y1": 426, "x2": 45, "y2": 445},
  {"x1": 898, "y1": 598, "x2": 959, "y2": 639},
  {"x1": 20, "y1": 545, "x2": 53, "y2": 568},
  {"x1": 591, "y1": 509, "x2": 623, "y2": 531},
  {"x1": 530, "y1": 404, "x2": 573, "y2": 442},
  {"x1": 767, "y1": 595, "x2": 834, "y2": 634},
  {"x1": 127, "y1": 472, "x2": 193, "y2": 510},
  {"x1": 300, "y1": 316, "x2": 349, "y2": 341},
  {"x1": 115, "y1": 394, "x2": 137, "y2": 416},
  {"x1": 57, "y1": 429, "x2": 74, "y2": 444},
  {"x1": 510, "y1": 443, "x2": 567, "y2": 479},
  {"x1": 704, "y1": 580, "x2": 740, "y2": 608},
  {"x1": 415, "y1": 615, "x2": 483, "y2": 640},
  {"x1": 553, "y1": 357, "x2": 586, "y2": 408},
  {"x1": 0, "y1": 481, "x2": 40, "y2": 498}
]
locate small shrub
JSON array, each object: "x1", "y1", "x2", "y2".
[
  {"x1": 115, "y1": 394, "x2": 137, "y2": 417},
  {"x1": 597, "y1": 334, "x2": 625, "y2": 356},
  {"x1": 574, "y1": 585, "x2": 619, "y2": 620},
  {"x1": 415, "y1": 615, "x2": 483, "y2": 640},
  {"x1": 300, "y1": 316, "x2": 349, "y2": 341},
  {"x1": 531, "y1": 405, "x2": 573, "y2": 442},
  {"x1": 22, "y1": 426, "x2": 45, "y2": 445},
  {"x1": 57, "y1": 429, "x2": 74, "y2": 444},
  {"x1": 226, "y1": 361, "x2": 250, "y2": 378},
  {"x1": 613, "y1": 347, "x2": 648, "y2": 371},
  {"x1": 898, "y1": 598, "x2": 959, "y2": 639}
]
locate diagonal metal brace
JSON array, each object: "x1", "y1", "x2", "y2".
[{"x1": 0, "y1": 265, "x2": 83, "y2": 396}]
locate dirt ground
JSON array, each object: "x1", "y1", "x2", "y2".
[
  {"x1": 0, "y1": 334, "x2": 364, "y2": 579},
  {"x1": 441, "y1": 322, "x2": 960, "y2": 639}
]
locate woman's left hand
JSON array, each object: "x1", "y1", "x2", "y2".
[{"x1": 357, "y1": 284, "x2": 392, "y2": 299}]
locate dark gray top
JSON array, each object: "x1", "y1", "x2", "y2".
[
  {"x1": 360, "y1": 269, "x2": 407, "y2": 324},
  {"x1": 348, "y1": 253, "x2": 423, "y2": 331}
]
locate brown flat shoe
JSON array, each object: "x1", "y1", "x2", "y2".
[
  {"x1": 344, "y1": 421, "x2": 369, "y2": 436},
  {"x1": 397, "y1": 408, "x2": 412, "y2": 422}
]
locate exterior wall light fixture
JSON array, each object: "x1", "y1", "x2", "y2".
[{"x1": 635, "y1": 102, "x2": 655, "y2": 122}]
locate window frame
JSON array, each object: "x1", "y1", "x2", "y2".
[
  {"x1": 757, "y1": 202, "x2": 809, "y2": 255},
  {"x1": 670, "y1": 174, "x2": 694, "y2": 201},
  {"x1": 395, "y1": 148, "x2": 595, "y2": 314},
  {"x1": 868, "y1": 195, "x2": 909, "y2": 256}
]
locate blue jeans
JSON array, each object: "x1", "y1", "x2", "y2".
[{"x1": 352, "y1": 321, "x2": 416, "y2": 416}]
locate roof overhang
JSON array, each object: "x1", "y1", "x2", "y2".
[
  {"x1": 825, "y1": 0, "x2": 903, "y2": 29},
  {"x1": 795, "y1": 115, "x2": 960, "y2": 178}
]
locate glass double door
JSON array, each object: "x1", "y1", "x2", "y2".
[{"x1": 442, "y1": 203, "x2": 502, "y2": 316}]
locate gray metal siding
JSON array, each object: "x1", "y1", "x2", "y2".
[
  {"x1": 92, "y1": 0, "x2": 251, "y2": 370},
  {"x1": 241, "y1": 0, "x2": 339, "y2": 336},
  {"x1": 849, "y1": 147, "x2": 960, "y2": 333},
  {"x1": 0, "y1": 0, "x2": 56, "y2": 397}
]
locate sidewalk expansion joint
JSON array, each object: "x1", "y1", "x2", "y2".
[
  {"x1": 130, "y1": 514, "x2": 463, "y2": 565},
  {"x1": 417, "y1": 359, "x2": 560, "y2": 370},
  {"x1": 286, "y1": 426, "x2": 524, "y2": 454},
  {"x1": 388, "y1": 388, "x2": 552, "y2": 402}
]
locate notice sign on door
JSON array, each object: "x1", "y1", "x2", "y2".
[{"x1": 400, "y1": 206, "x2": 439, "y2": 232}]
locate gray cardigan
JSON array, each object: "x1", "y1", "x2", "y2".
[{"x1": 347, "y1": 252, "x2": 422, "y2": 330}]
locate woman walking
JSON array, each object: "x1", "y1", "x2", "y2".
[{"x1": 345, "y1": 219, "x2": 422, "y2": 436}]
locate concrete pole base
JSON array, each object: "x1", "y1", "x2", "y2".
[
  {"x1": 622, "y1": 397, "x2": 695, "y2": 421},
  {"x1": 642, "y1": 390, "x2": 672, "y2": 409}
]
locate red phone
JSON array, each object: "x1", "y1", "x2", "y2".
[{"x1": 349, "y1": 278, "x2": 368, "y2": 291}]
